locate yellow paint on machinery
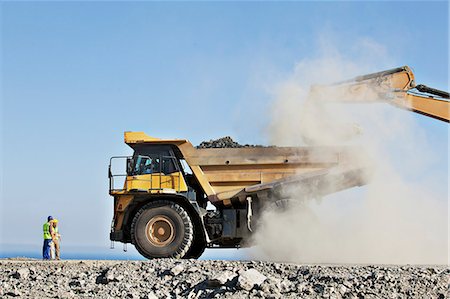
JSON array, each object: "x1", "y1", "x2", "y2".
[
  {"x1": 118, "y1": 132, "x2": 351, "y2": 204},
  {"x1": 108, "y1": 65, "x2": 449, "y2": 258},
  {"x1": 110, "y1": 133, "x2": 363, "y2": 231},
  {"x1": 311, "y1": 66, "x2": 449, "y2": 122},
  {"x1": 113, "y1": 195, "x2": 133, "y2": 230},
  {"x1": 124, "y1": 172, "x2": 188, "y2": 193},
  {"x1": 110, "y1": 66, "x2": 449, "y2": 231}
]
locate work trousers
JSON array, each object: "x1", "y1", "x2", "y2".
[
  {"x1": 53, "y1": 239, "x2": 60, "y2": 260},
  {"x1": 42, "y1": 239, "x2": 52, "y2": 260}
]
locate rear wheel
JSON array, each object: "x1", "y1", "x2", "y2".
[{"x1": 131, "y1": 200, "x2": 194, "y2": 259}]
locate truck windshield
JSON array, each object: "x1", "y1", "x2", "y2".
[
  {"x1": 132, "y1": 155, "x2": 177, "y2": 175},
  {"x1": 133, "y1": 156, "x2": 158, "y2": 175}
]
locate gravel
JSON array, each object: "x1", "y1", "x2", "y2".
[
  {"x1": 0, "y1": 259, "x2": 448, "y2": 298},
  {"x1": 197, "y1": 137, "x2": 268, "y2": 149}
]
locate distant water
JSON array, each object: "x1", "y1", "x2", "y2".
[
  {"x1": 0, "y1": 246, "x2": 252, "y2": 261},
  {"x1": 1, "y1": 251, "x2": 145, "y2": 261}
]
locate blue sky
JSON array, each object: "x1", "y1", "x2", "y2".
[{"x1": 0, "y1": 1, "x2": 448, "y2": 260}]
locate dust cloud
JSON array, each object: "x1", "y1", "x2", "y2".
[{"x1": 251, "y1": 39, "x2": 448, "y2": 265}]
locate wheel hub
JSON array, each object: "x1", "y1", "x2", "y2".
[{"x1": 145, "y1": 216, "x2": 175, "y2": 247}]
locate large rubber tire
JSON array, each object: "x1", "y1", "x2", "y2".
[
  {"x1": 131, "y1": 200, "x2": 194, "y2": 259},
  {"x1": 184, "y1": 230, "x2": 206, "y2": 259}
]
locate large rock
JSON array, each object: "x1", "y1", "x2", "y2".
[
  {"x1": 207, "y1": 270, "x2": 237, "y2": 287},
  {"x1": 237, "y1": 269, "x2": 267, "y2": 291},
  {"x1": 105, "y1": 270, "x2": 115, "y2": 282},
  {"x1": 145, "y1": 292, "x2": 158, "y2": 299},
  {"x1": 170, "y1": 264, "x2": 184, "y2": 276},
  {"x1": 12, "y1": 268, "x2": 30, "y2": 279}
]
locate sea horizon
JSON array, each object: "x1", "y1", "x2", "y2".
[{"x1": 0, "y1": 243, "x2": 252, "y2": 261}]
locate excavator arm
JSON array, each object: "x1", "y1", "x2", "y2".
[
  {"x1": 311, "y1": 66, "x2": 449, "y2": 122},
  {"x1": 393, "y1": 84, "x2": 449, "y2": 122}
]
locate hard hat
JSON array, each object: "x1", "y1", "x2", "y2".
[
  {"x1": 53, "y1": 219, "x2": 59, "y2": 223},
  {"x1": 47, "y1": 216, "x2": 53, "y2": 221}
]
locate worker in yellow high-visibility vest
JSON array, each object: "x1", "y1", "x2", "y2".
[
  {"x1": 42, "y1": 216, "x2": 53, "y2": 260},
  {"x1": 50, "y1": 219, "x2": 61, "y2": 260}
]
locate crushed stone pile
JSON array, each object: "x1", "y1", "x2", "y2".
[
  {"x1": 197, "y1": 136, "x2": 267, "y2": 149},
  {"x1": 0, "y1": 259, "x2": 448, "y2": 298}
]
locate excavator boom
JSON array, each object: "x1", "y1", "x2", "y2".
[{"x1": 311, "y1": 66, "x2": 449, "y2": 122}]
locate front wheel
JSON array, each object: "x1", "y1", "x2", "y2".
[{"x1": 131, "y1": 200, "x2": 194, "y2": 259}]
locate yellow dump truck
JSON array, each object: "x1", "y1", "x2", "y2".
[{"x1": 108, "y1": 66, "x2": 449, "y2": 259}]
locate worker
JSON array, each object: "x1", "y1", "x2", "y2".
[
  {"x1": 50, "y1": 219, "x2": 61, "y2": 260},
  {"x1": 42, "y1": 216, "x2": 53, "y2": 260},
  {"x1": 49, "y1": 220, "x2": 55, "y2": 259}
]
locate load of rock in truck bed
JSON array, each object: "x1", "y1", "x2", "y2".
[{"x1": 197, "y1": 136, "x2": 272, "y2": 149}]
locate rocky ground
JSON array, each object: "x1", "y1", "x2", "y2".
[{"x1": 0, "y1": 259, "x2": 448, "y2": 298}]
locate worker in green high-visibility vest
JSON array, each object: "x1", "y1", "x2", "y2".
[{"x1": 42, "y1": 216, "x2": 53, "y2": 260}]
